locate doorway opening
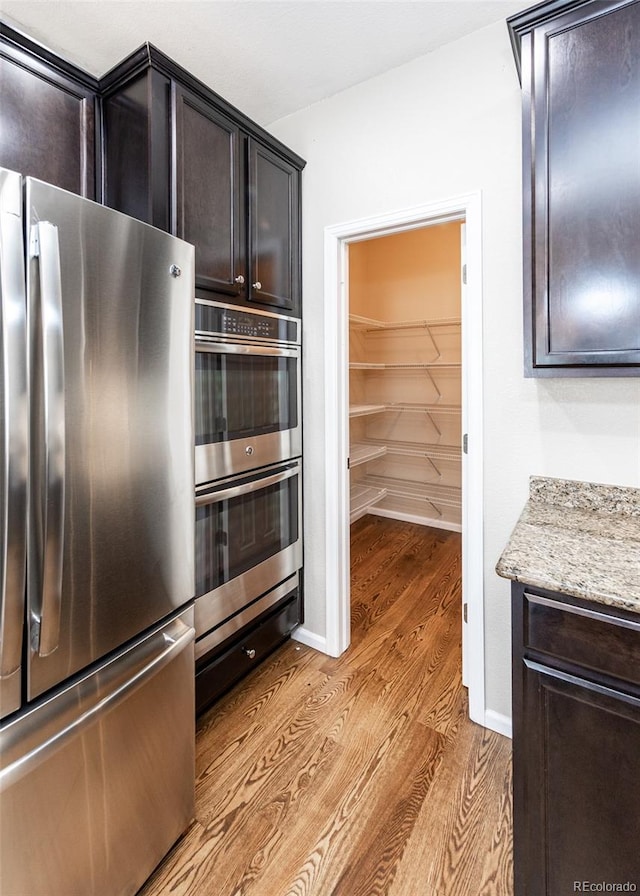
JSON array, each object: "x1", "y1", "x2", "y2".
[
  {"x1": 322, "y1": 193, "x2": 486, "y2": 726},
  {"x1": 348, "y1": 223, "x2": 462, "y2": 530}
]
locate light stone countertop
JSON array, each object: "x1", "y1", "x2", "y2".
[{"x1": 496, "y1": 476, "x2": 640, "y2": 615}]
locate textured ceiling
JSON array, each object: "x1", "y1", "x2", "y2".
[{"x1": 2, "y1": 1, "x2": 531, "y2": 125}]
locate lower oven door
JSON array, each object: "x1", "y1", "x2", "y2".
[{"x1": 194, "y1": 460, "x2": 302, "y2": 639}]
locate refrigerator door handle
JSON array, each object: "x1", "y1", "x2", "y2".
[
  {"x1": 0, "y1": 170, "x2": 28, "y2": 705},
  {"x1": 31, "y1": 222, "x2": 65, "y2": 657},
  {"x1": 0, "y1": 612, "x2": 195, "y2": 792}
]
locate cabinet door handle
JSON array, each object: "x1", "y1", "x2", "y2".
[
  {"x1": 243, "y1": 647, "x2": 256, "y2": 659},
  {"x1": 234, "y1": 274, "x2": 245, "y2": 285},
  {"x1": 252, "y1": 281, "x2": 262, "y2": 290}
]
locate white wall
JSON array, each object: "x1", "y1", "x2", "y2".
[{"x1": 269, "y1": 21, "x2": 640, "y2": 722}]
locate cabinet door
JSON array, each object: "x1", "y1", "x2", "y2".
[
  {"x1": 174, "y1": 85, "x2": 244, "y2": 297},
  {"x1": 521, "y1": 0, "x2": 640, "y2": 375},
  {"x1": 0, "y1": 33, "x2": 96, "y2": 198},
  {"x1": 514, "y1": 661, "x2": 640, "y2": 894},
  {"x1": 248, "y1": 139, "x2": 300, "y2": 313}
]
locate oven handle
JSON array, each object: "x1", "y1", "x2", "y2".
[
  {"x1": 195, "y1": 464, "x2": 299, "y2": 507},
  {"x1": 194, "y1": 338, "x2": 298, "y2": 359}
]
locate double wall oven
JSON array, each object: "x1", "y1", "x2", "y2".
[{"x1": 194, "y1": 300, "x2": 303, "y2": 711}]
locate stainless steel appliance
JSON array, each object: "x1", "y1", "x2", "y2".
[
  {"x1": 195, "y1": 298, "x2": 301, "y2": 484},
  {"x1": 0, "y1": 168, "x2": 196, "y2": 896},
  {"x1": 194, "y1": 457, "x2": 302, "y2": 649}
]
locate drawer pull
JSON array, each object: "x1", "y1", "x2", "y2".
[
  {"x1": 243, "y1": 647, "x2": 256, "y2": 659},
  {"x1": 524, "y1": 592, "x2": 640, "y2": 633}
]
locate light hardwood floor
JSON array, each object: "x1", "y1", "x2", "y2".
[{"x1": 139, "y1": 517, "x2": 513, "y2": 896}]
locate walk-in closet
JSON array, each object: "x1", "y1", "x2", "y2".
[{"x1": 348, "y1": 222, "x2": 462, "y2": 532}]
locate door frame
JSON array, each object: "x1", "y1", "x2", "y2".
[{"x1": 322, "y1": 191, "x2": 486, "y2": 726}]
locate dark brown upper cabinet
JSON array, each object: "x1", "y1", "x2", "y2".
[
  {"x1": 1, "y1": 29, "x2": 303, "y2": 314},
  {"x1": 0, "y1": 22, "x2": 99, "y2": 199},
  {"x1": 248, "y1": 140, "x2": 300, "y2": 312},
  {"x1": 101, "y1": 64, "x2": 172, "y2": 231},
  {"x1": 508, "y1": 0, "x2": 640, "y2": 376},
  {"x1": 174, "y1": 85, "x2": 244, "y2": 299},
  {"x1": 101, "y1": 45, "x2": 305, "y2": 316}
]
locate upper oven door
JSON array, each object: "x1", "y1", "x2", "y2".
[{"x1": 195, "y1": 338, "x2": 301, "y2": 484}]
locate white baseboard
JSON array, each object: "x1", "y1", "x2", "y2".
[
  {"x1": 484, "y1": 709, "x2": 512, "y2": 739},
  {"x1": 291, "y1": 626, "x2": 327, "y2": 654},
  {"x1": 368, "y1": 507, "x2": 462, "y2": 533}
]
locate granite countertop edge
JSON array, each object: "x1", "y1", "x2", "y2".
[{"x1": 496, "y1": 476, "x2": 640, "y2": 616}]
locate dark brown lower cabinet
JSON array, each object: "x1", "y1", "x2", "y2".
[{"x1": 511, "y1": 583, "x2": 640, "y2": 894}]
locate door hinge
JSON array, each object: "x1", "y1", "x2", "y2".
[
  {"x1": 462, "y1": 433, "x2": 468, "y2": 454},
  {"x1": 463, "y1": 603, "x2": 468, "y2": 624},
  {"x1": 462, "y1": 263, "x2": 467, "y2": 285},
  {"x1": 347, "y1": 457, "x2": 350, "y2": 470}
]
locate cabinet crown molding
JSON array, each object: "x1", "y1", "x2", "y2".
[
  {"x1": 0, "y1": 19, "x2": 100, "y2": 91},
  {"x1": 506, "y1": 0, "x2": 635, "y2": 81},
  {"x1": 98, "y1": 41, "x2": 306, "y2": 170}
]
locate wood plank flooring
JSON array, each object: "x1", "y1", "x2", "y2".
[{"x1": 138, "y1": 517, "x2": 513, "y2": 896}]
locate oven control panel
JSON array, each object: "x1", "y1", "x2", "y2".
[
  {"x1": 195, "y1": 300, "x2": 299, "y2": 345},
  {"x1": 223, "y1": 309, "x2": 272, "y2": 338}
]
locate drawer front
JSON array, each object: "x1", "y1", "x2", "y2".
[
  {"x1": 524, "y1": 591, "x2": 640, "y2": 688},
  {"x1": 196, "y1": 594, "x2": 300, "y2": 714}
]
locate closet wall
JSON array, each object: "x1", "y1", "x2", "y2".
[{"x1": 349, "y1": 222, "x2": 462, "y2": 530}]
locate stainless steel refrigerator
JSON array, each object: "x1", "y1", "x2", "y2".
[{"x1": 0, "y1": 168, "x2": 196, "y2": 896}]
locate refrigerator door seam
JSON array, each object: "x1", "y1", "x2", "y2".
[{"x1": 0, "y1": 168, "x2": 27, "y2": 718}]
